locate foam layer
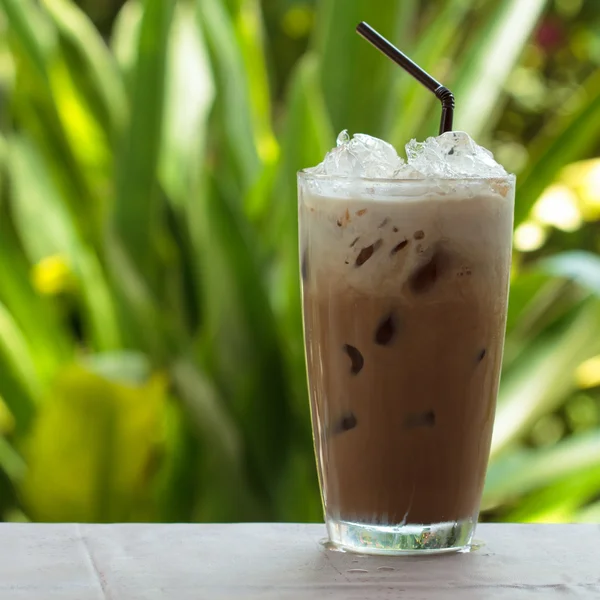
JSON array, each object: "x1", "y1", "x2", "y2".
[{"x1": 299, "y1": 186, "x2": 514, "y2": 296}]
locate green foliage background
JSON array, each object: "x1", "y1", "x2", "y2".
[{"x1": 1, "y1": 0, "x2": 600, "y2": 523}]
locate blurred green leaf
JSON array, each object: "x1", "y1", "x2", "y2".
[
  {"x1": 515, "y1": 70, "x2": 600, "y2": 225},
  {"x1": 0, "y1": 466, "x2": 21, "y2": 520},
  {"x1": 160, "y1": 2, "x2": 214, "y2": 206},
  {"x1": 103, "y1": 231, "x2": 163, "y2": 355},
  {"x1": 2, "y1": 0, "x2": 98, "y2": 229},
  {"x1": 0, "y1": 436, "x2": 26, "y2": 484},
  {"x1": 110, "y1": 0, "x2": 142, "y2": 74},
  {"x1": 504, "y1": 275, "x2": 581, "y2": 370},
  {"x1": 170, "y1": 358, "x2": 259, "y2": 520},
  {"x1": 8, "y1": 135, "x2": 82, "y2": 262},
  {"x1": 537, "y1": 251, "x2": 600, "y2": 298},
  {"x1": 277, "y1": 53, "x2": 334, "y2": 184},
  {"x1": 41, "y1": 0, "x2": 127, "y2": 137},
  {"x1": 83, "y1": 351, "x2": 151, "y2": 385},
  {"x1": 576, "y1": 500, "x2": 600, "y2": 523},
  {"x1": 485, "y1": 428, "x2": 600, "y2": 508},
  {"x1": 232, "y1": 0, "x2": 278, "y2": 168},
  {"x1": 22, "y1": 364, "x2": 167, "y2": 522},
  {"x1": 505, "y1": 271, "x2": 555, "y2": 335},
  {"x1": 0, "y1": 215, "x2": 72, "y2": 380},
  {"x1": 112, "y1": 0, "x2": 174, "y2": 286},
  {"x1": 313, "y1": 0, "x2": 403, "y2": 136},
  {"x1": 197, "y1": 0, "x2": 261, "y2": 188},
  {"x1": 171, "y1": 358, "x2": 242, "y2": 476},
  {"x1": 0, "y1": 0, "x2": 55, "y2": 81},
  {"x1": 493, "y1": 300, "x2": 600, "y2": 457},
  {"x1": 0, "y1": 301, "x2": 40, "y2": 434},
  {"x1": 153, "y1": 402, "x2": 198, "y2": 522},
  {"x1": 453, "y1": 0, "x2": 549, "y2": 138},
  {"x1": 7, "y1": 134, "x2": 121, "y2": 350},
  {"x1": 396, "y1": 0, "x2": 418, "y2": 48},
  {"x1": 194, "y1": 174, "x2": 293, "y2": 513},
  {"x1": 499, "y1": 465, "x2": 600, "y2": 523}
]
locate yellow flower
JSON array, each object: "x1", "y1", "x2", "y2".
[{"x1": 31, "y1": 255, "x2": 73, "y2": 296}]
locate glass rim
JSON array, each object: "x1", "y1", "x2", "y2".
[{"x1": 297, "y1": 169, "x2": 516, "y2": 185}]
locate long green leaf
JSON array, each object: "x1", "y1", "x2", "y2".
[
  {"x1": 103, "y1": 229, "x2": 165, "y2": 357},
  {"x1": 0, "y1": 436, "x2": 26, "y2": 485},
  {"x1": 8, "y1": 135, "x2": 120, "y2": 350},
  {"x1": 158, "y1": 3, "x2": 215, "y2": 338},
  {"x1": 41, "y1": 0, "x2": 127, "y2": 137},
  {"x1": 2, "y1": 0, "x2": 97, "y2": 229},
  {"x1": 160, "y1": 1, "x2": 214, "y2": 206},
  {"x1": 499, "y1": 465, "x2": 600, "y2": 523},
  {"x1": 485, "y1": 429, "x2": 600, "y2": 508},
  {"x1": 312, "y1": 0, "x2": 404, "y2": 137},
  {"x1": 108, "y1": 0, "x2": 197, "y2": 355},
  {"x1": 0, "y1": 301, "x2": 41, "y2": 434},
  {"x1": 232, "y1": 0, "x2": 277, "y2": 167},
  {"x1": 515, "y1": 70, "x2": 600, "y2": 225},
  {"x1": 194, "y1": 174, "x2": 293, "y2": 514},
  {"x1": 0, "y1": 216, "x2": 72, "y2": 380},
  {"x1": 396, "y1": 0, "x2": 418, "y2": 49},
  {"x1": 112, "y1": 0, "x2": 174, "y2": 285},
  {"x1": 537, "y1": 251, "x2": 600, "y2": 299},
  {"x1": 196, "y1": 0, "x2": 261, "y2": 189},
  {"x1": 110, "y1": 0, "x2": 142, "y2": 74},
  {"x1": 453, "y1": 0, "x2": 549, "y2": 138},
  {"x1": 106, "y1": 0, "x2": 165, "y2": 355},
  {"x1": 502, "y1": 251, "x2": 600, "y2": 370},
  {"x1": 0, "y1": 131, "x2": 71, "y2": 375},
  {"x1": 503, "y1": 277, "x2": 577, "y2": 370},
  {"x1": 171, "y1": 358, "x2": 243, "y2": 473},
  {"x1": 0, "y1": 0, "x2": 55, "y2": 81},
  {"x1": 493, "y1": 300, "x2": 600, "y2": 457}
]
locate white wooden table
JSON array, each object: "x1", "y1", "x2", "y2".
[{"x1": 1, "y1": 523, "x2": 598, "y2": 598}]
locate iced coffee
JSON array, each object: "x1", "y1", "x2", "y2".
[{"x1": 299, "y1": 131, "x2": 514, "y2": 554}]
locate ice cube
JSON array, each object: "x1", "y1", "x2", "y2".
[
  {"x1": 306, "y1": 130, "x2": 508, "y2": 180},
  {"x1": 405, "y1": 131, "x2": 507, "y2": 179},
  {"x1": 308, "y1": 130, "x2": 405, "y2": 178}
]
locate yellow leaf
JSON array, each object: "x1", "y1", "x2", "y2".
[{"x1": 21, "y1": 364, "x2": 168, "y2": 522}]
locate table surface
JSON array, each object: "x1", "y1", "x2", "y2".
[{"x1": 1, "y1": 523, "x2": 599, "y2": 599}]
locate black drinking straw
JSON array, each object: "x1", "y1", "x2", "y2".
[{"x1": 356, "y1": 22, "x2": 455, "y2": 135}]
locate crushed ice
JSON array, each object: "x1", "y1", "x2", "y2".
[
  {"x1": 309, "y1": 130, "x2": 407, "y2": 178},
  {"x1": 307, "y1": 130, "x2": 508, "y2": 179}
]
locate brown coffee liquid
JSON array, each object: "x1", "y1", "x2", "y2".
[{"x1": 301, "y1": 185, "x2": 513, "y2": 526}]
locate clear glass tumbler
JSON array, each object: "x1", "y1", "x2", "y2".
[{"x1": 299, "y1": 173, "x2": 515, "y2": 554}]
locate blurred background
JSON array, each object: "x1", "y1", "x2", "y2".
[{"x1": 0, "y1": 0, "x2": 600, "y2": 524}]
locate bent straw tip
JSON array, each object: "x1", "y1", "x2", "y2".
[{"x1": 355, "y1": 20, "x2": 454, "y2": 134}]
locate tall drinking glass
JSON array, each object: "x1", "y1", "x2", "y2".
[{"x1": 299, "y1": 173, "x2": 515, "y2": 554}]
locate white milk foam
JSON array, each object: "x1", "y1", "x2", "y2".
[{"x1": 299, "y1": 131, "x2": 514, "y2": 294}]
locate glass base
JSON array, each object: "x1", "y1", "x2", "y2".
[{"x1": 326, "y1": 517, "x2": 475, "y2": 555}]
